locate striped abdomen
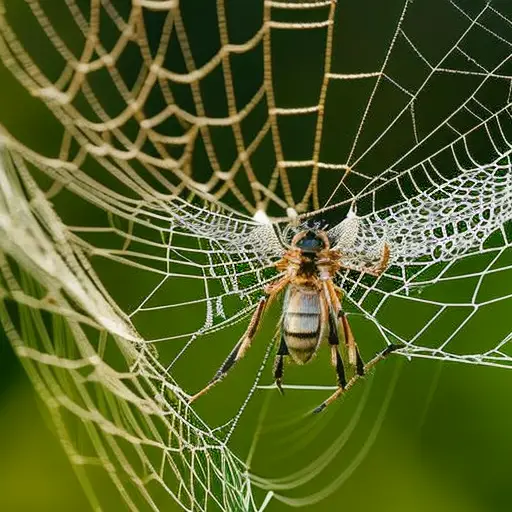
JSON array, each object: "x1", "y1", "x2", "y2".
[{"x1": 283, "y1": 286, "x2": 321, "y2": 365}]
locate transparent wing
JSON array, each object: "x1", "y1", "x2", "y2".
[
  {"x1": 170, "y1": 199, "x2": 285, "y2": 262},
  {"x1": 328, "y1": 156, "x2": 511, "y2": 272}
]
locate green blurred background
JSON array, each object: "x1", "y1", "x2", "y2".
[
  {"x1": 1, "y1": 1, "x2": 512, "y2": 511},
  {"x1": 4, "y1": 323, "x2": 512, "y2": 511}
]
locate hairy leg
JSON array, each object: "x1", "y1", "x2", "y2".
[
  {"x1": 189, "y1": 275, "x2": 290, "y2": 402},
  {"x1": 273, "y1": 333, "x2": 289, "y2": 394},
  {"x1": 313, "y1": 343, "x2": 402, "y2": 414},
  {"x1": 323, "y1": 280, "x2": 363, "y2": 370},
  {"x1": 339, "y1": 242, "x2": 390, "y2": 277},
  {"x1": 323, "y1": 292, "x2": 347, "y2": 389}
]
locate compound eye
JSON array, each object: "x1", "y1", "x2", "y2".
[{"x1": 296, "y1": 230, "x2": 325, "y2": 252}]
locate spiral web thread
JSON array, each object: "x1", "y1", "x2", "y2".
[{"x1": 1, "y1": 0, "x2": 512, "y2": 510}]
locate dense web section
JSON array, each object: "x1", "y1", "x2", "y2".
[{"x1": 1, "y1": 0, "x2": 512, "y2": 510}]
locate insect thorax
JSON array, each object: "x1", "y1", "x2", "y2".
[{"x1": 297, "y1": 257, "x2": 318, "y2": 277}]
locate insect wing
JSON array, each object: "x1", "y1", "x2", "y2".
[{"x1": 328, "y1": 160, "x2": 509, "y2": 272}]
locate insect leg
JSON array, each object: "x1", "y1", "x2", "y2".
[
  {"x1": 339, "y1": 242, "x2": 390, "y2": 277},
  {"x1": 367, "y1": 242, "x2": 390, "y2": 277},
  {"x1": 333, "y1": 283, "x2": 364, "y2": 373},
  {"x1": 273, "y1": 333, "x2": 288, "y2": 395},
  {"x1": 189, "y1": 276, "x2": 290, "y2": 403},
  {"x1": 340, "y1": 313, "x2": 365, "y2": 376},
  {"x1": 323, "y1": 280, "x2": 363, "y2": 371},
  {"x1": 326, "y1": 303, "x2": 347, "y2": 389},
  {"x1": 312, "y1": 343, "x2": 403, "y2": 414}
]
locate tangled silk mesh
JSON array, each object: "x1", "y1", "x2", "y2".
[{"x1": 1, "y1": 0, "x2": 512, "y2": 510}]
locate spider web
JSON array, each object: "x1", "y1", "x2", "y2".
[{"x1": 1, "y1": 0, "x2": 512, "y2": 510}]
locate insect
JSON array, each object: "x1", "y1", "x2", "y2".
[{"x1": 189, "y1": 223, "x2": 400, "y2": 413}]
